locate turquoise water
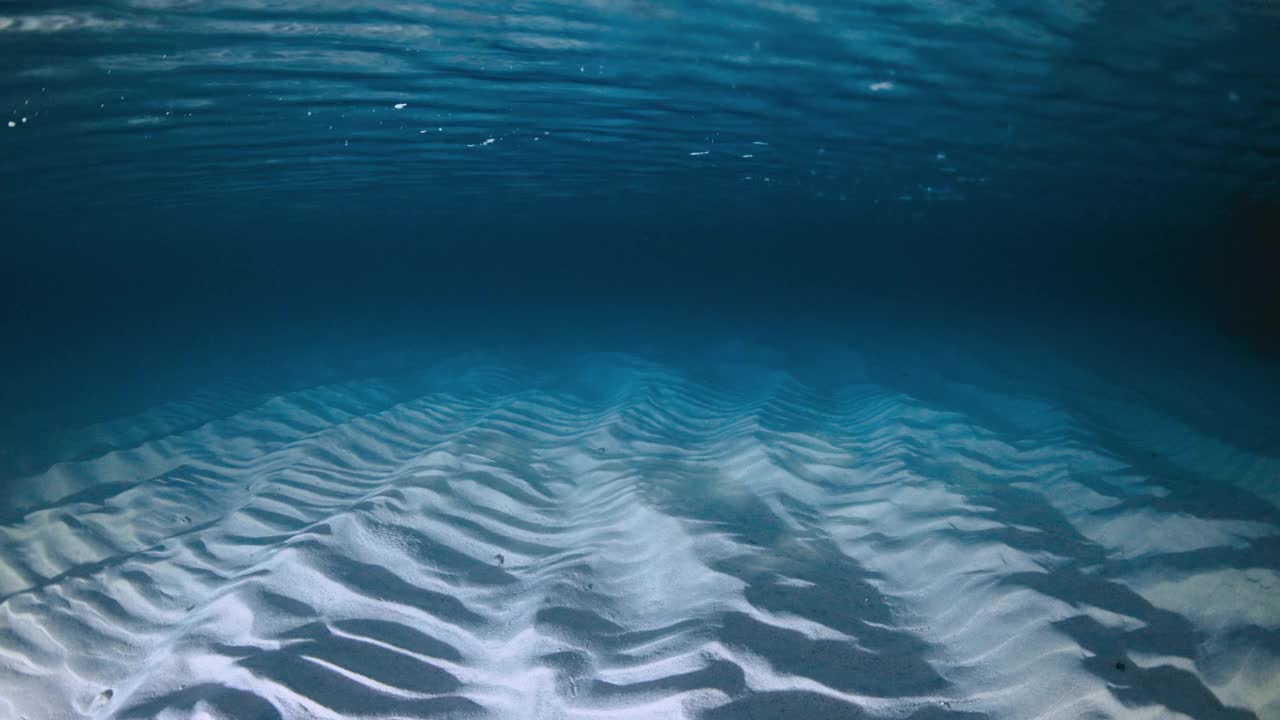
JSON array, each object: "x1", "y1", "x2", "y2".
[{"x1": 1, "y1": 2, "x2": 1279, "y2": 719}]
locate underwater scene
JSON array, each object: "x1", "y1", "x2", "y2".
[{"x1": 1, "y1": 1, "x2": 1278, "y2": 718}]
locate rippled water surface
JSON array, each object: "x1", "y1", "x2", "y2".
[
  {"x1": 1, "y1": 1, "x2": 1279, "y2": 719},
  {"x1": 3, "y1": 0, "x2": 1277, "y2": 212}
]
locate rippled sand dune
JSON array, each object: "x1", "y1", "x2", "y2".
[{"x1": 1, "y1": 329, "x2": 1277, "y2": 720}]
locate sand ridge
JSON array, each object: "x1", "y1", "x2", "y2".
[{"x1": 0, "y1": 331, "x2": 1276, "y2": 719}]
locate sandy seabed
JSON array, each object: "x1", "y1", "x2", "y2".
[{"x1": 1, "y1": 321, "x2": 1277, "y2": 720}]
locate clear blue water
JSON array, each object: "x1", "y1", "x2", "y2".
[{"x1": 1, "y1": 2, "x2": 1278, "y2": 719}]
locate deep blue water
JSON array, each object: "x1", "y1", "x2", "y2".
[
  {"x1": 1, "y1": 2, "x2": 1280, "y2": 719},
  {"x1": 2, "y1": 0, "x2": 1277, "y2": 337}
]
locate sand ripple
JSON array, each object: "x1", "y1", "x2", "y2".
[{"x1": 1, "y1": 337, "x2": 1276, "y2": 719}]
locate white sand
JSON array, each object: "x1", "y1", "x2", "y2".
[{"x1": 0, "y1": 323, "x2": 1276, "y2": 719}]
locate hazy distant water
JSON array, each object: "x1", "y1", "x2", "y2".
[{"x1": 2, "y1": 0, "x2": 1277, "y2": 339}]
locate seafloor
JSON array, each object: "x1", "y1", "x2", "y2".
[{"x1": 1, "y1": 314, "x2": 1276, "y2": 719}]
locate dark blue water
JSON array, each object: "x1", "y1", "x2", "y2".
[
  {"x1": 1, "y1": 2, "x2": 1279, "y2": 719},
  {"x1": 2, "y1": 0, "x2": 1277, "y2": 334}
]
